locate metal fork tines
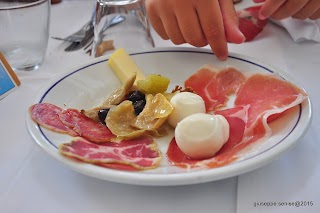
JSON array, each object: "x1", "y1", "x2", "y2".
[
  {"x1": 64, "y1": 24, "x2": 94, "y2": 52},
  {"x1": 62, "y1": 14, "x2": 126, "y2": 52},
  {"x1": 52, "y1": 20, "x2": 92, "y2": 43},
  {"x1": 64, "y1": 42, "x2": 82, "y2": 52},
  {"x1": 52, "y1": 7, "x2": 95, "y2": 43},
  {"x1": 51, "y1": 36, "x2": 83, "y2": 42}
]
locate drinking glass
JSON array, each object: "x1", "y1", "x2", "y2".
[
  {"x1": 92, "y1": 0, "x2": 154, "y2": 57},
  {"x1": 0, "y1": 0, "x2": 50, "y2": 71}
]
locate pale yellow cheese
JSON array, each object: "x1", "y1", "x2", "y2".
[{"x1": 108, "y1": 48, "x2": 145, "y2": 85}]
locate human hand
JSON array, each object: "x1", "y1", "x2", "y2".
[
  {"x1": 145, "y1": 0, "x2": 245, "y2": 61},
  {"x1": 253, "y1": 0, "x2": 320, "y2": 20}
]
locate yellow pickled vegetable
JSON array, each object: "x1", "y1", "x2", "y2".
[
  {"x1": 134, "y1": 94, "x2": 174, "y2": 130},
  {"x1": 137, "y1": 74, "x2": 170, "y2": 94}
]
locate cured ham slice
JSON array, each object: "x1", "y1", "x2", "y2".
[
  {"x1": 237, "y1": 6, "x2": 268, "y2": 42},
  {"x1": 185, "y1": 65, "x2": 246, "y2": 111},
  {"x1": 59, "y1": 137, "x2": 162, "y2": 170},
  {"x1": 168, "y1": 68, "x2": 307, "y2": 169},
  {"x1": 167, "y1": 107, "x2": 246, "y2": 168},
  {"x1": 29, "y1": 103, "x2": 77, "y2": 136},
  {"x1": 235, "y1": 74, "x2": 306, "y2": 129},
  {"x1": 59, "y1": 109, "x2": 115, "y2": 143}
]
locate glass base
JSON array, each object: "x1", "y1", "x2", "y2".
[{"x1": 13, "y1": 63, "x2": 42, "y2": 72}]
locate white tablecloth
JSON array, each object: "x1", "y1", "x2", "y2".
[{"x1": 1, "y1": 1, "x2": 319, "y2": 212}]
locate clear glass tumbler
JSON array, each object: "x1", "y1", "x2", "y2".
[
  {"x1": 92, "y1": 0, "x2": 154, "y2": 57},
  {"x1": 0, "y1": 0, "x2": 50, "y2": 71}
]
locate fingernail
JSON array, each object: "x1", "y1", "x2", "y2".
[
  {"x1": 232, "y1": 24, "x2": 246, "y2": 43},
  {"x1": 259, "y1": 12, "x2": 267, "y2": 20},
  {"x1": 218, "y1": 53, "x2": 228, "y2": 61},
  {"x1": 239, "y1": 30, "x2": 246, "y2": 43}
]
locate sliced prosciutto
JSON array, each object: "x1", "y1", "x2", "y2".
[
  {"x1": 237, "y1": 6, "x2": 268, "y2": 42},
  {"x1": 59, "y1": 109, "x2": 115, "y2": 143},
  {"x1": 235, "y1": 73, "x2": 306, "y2": 129},
  {"x1": 167, "y1": 107, "x2": 246, "y2": 168},
  {"x1": 59, "y1": 137, "x2": 162, "y2": 170},
  {"x1": 168, "y1": 68, "x2": 307, "y2": 168},
  {"x1": 29, "y1": 103, "x2": 77, "y2": 136},
  {"x1": 185, "y1": 65, "x2": 246, "y2": 111}
]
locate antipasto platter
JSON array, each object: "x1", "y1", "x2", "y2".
[{"x1": 26, "y1": 47, "x2": 311, "y2": 186}]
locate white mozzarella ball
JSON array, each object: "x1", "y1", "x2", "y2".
[
  {"x1": 175, "y1": 113, "x2": 230, "y2": 159},
  {"x1": 167, "y1": 92, "x2": 206, "y2": 128}
]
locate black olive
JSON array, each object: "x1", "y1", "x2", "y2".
[
  {"x1": 98, "y1": 108, "x2": 110, "y2": 124},
  {"x1": 133, "y1": 99, "x2": 146, "y2": 115},
  {"x1": 127, "y1": 90, "x2": 145, "y2": 103}
]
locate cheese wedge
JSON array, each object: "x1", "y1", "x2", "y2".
[{"x1": 108, "y1": 48, "x2": 145, "y2": 85}]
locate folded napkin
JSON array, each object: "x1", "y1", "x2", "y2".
[{"x1": 272, "y1": 18, "x2": 320, "y2": 42}]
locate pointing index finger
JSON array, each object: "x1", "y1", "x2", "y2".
[{"x1": 195, "y1": 0, "x2": 228, "y2": 60}]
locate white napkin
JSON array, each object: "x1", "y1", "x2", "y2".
[{"x1": 272, "y1": 18, "x2": 320, "y2": 42}]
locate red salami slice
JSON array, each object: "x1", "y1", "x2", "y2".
[
  {"x1": 59, "y1": 109, "x2": 115, "y2": 143},
  {"x1": 185, "y1": 65, "x2": 246, "y2": 111},
  {"x1": 29, "y1": 103, "x2": 77, "y2": 136},
  {"x1": 59, "y1": 137, "x2": 162, "y2": 170},
  {"x1": 237, "y1": 6, "x2": 268, "y2": 41},
  {"x1": 168, "y1": 69, "x2": 307, "y2": 168}
]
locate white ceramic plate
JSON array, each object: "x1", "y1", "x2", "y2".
[{"x1": 26, "y1": 47, "x2": 312, "y2": 186}]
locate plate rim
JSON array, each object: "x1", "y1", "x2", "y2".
[{"x1": 26, "y1": 47, "x2": 312, "y2": 186}]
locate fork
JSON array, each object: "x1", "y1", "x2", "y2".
[
  {"x1": 64, "y1": 24, "x2": 94, "y2": 52},
  {"x1": 52, "y1": 8, "x2": 95, "y2": 43},
  {"x1": 51, "y1": 20, "x2": 92, "y2": 42},
  {"x1": 84, "y1": 15, "x2": 126, "y2": 54}
]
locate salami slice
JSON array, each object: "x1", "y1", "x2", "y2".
[
  {"x1": 59, "y1": 137, "x2": 162, "y2": 170},
  {"x1": 237, "y1": 6, "x2": 268, "y2": 42},
  {"x1": 59, "y1": 109, "x2": 115, "y2": 143},
  {"x1": 29, "y1": 103, "x2": 77, "y2": 136}
]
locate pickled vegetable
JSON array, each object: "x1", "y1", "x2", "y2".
[
  {"x1": 134, "y1": 94, "x2": 173, "y2": 130},
  {"x1": 137, "y1": 74, "x2": 170, "y2": 94}
]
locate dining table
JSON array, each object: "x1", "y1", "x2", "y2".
[{"x1": 1, "y1": 0, "x2": 319, "y2": 212}]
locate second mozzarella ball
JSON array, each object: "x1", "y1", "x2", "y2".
[{"x1": 167, "y1": 92, "x2": 206, "y2": 128}]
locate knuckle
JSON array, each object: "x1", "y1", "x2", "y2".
[
  {"x1": 171, "y1": 37, "x2": 185, "y2": 45},
  {"x1": 186, "y1": 36, "x2": 207, "y2": 47},
  {"x1": 204, "y1": 25, "x2": 223, "y2": 41},
  {"x1": 167, "y1": 29, "x2": 185, "y2": 44},
  {"x1": 295, "y1": 9, "x2": 310, "y2": 20},
  {"x1": 292, "y1": 13, "x2": 307, "y2": 20},
  {"x1": 309, "y1": 10, "x2": 320, "y2": 20},
  {"x1": 159, "y1": 32, "x2": 169, "y2": 40},
  {"x1": 270, "y1": 13, "x2": 283, "y2": 20},
  {"x1": 183, "y1": 29, "x2": 207, "y2": 47},
  {"x1": 310, "y1": 15, "x2": 319, "y2": 20}
]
